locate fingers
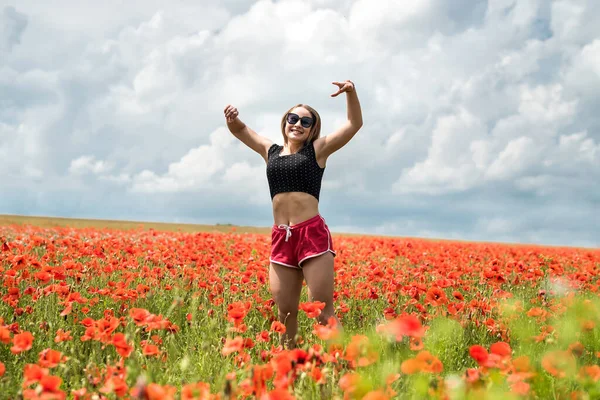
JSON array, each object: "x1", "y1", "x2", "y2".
[
  {"x1": 224, "y1": 105, "x2": 239, "y2": 123},
  {"x1": 331, "y1": 80, "x2": 355, "y2": 97},
  {"x1": 332, "y1": 80, "x2": 355, "y2": 88},
  {"x1": 330, "y1": 82, "x2": 343, "y2": 97}
]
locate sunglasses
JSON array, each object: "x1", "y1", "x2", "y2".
[{"x1": 286, "y1": 113, "x2": 314, "y2": 128}]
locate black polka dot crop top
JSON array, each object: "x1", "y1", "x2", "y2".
[{"x1": 266, "y1": 141, "x2": 325, "y2": 201}]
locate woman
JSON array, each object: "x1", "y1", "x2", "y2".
[{"x1": 223, "y1": 80, "x2": 363, "y2": 348}]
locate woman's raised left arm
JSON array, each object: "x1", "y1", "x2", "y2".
[{"x1": 316, "y1": 80, "x2": 363, "y2": 159}]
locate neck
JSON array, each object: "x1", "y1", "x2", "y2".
[{"x1": 286, "y1": 141, "x2": 305, "y2": 153}]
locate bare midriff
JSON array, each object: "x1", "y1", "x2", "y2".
[{"x1": 272, "y1": 192, "x2": 320, "y2": 226}]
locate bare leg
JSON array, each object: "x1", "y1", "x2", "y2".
[
  {"x1": 269, "y1": 262, "x2": 304, "y2": 348},
  {"x1": 301, "y1": 252, "x2": 341, "y2": 329}
]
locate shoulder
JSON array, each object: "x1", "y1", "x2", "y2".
[
  {"x1": 312, "y1": 137, "x2": 327, "y2": 158},
  {"x1": 267, "y1": 143, "x2": 280, "y2": 157}
]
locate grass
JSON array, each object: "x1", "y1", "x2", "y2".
[
  {"x1": 1, "y1": 215, "x2": 599, "y2": 399},
  {"x1": 0, "y1": 214, "x2": 271, "y2": 235},
  {"x1": 1, "y1": 214, "x2": 592, "y2": 249}
]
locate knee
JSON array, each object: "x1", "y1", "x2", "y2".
[
  {"x1": 277, "y1": 302, "x2": 299, "y2": 319},
  {"x1": 279, "y1": 310, "x2": 298, "y2": 323},
  {"x1": 271, "y1": 289, "x2": 299, "y2": 318}
]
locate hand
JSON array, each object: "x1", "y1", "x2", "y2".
[
  {"x1": 224, "y1": 105, "x2": 239, "y2": 123},
  {"x1": 330, "y1": 80, "x2": 355, "y2": 97}
]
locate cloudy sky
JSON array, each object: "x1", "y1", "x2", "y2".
[{"x1": 1, "y1": 0, "x2": 598, "y2": 248}]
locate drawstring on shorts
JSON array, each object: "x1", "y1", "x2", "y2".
[
  {"x1": 278, "y1": 224, "x2": 292, "y2": 242},
  {"x1": 275, "y1": 215, "x2": 323, "y2": 243}
]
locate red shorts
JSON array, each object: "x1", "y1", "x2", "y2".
[{"x1": 270, "y1": 214, "x2": 336, "y2": 269}]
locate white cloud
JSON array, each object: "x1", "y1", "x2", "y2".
[
  {"x1": 0, "y1": 6, "x2": 27, "y2": 53},
  {"x1": 556, "y1": 131, "x2": 600, "y2": 167},
  {"x1": 99, "y1": 173, "x2": 131, "y2": 185},
  {"x1": 515, "y1": 174, "x2": 560, "y2": 196},
  {"x1": 550, "y1": 0, "x2": 587, "y2": 43},
  {"x1": 69, "y1": 156, "x2": 113, "y2": 175},
  {"x1": 517, "y1": 84, "x2": 577, "y2": 127},
  {"x1": 392, "y1": 79, "x2": 581, "y2": 194},
  {"x1": 579, "y1": 40, "x2": 600, "y2": 76},
  {"x1": 130, "y1": 128, "x2": 231, "y2": 193},
  {"x1": 392, "y1": 108, "x2": 487, "y2": 194},
  {"x1": 563, "y1": 39, "x2": 600, "y2": 98},
  {"x1": 222, "y1": 162, "x2": 269, "y2": 205},
  {"x1": 349, "y1": 0, "x2": 433, "y2": 36},
  {"x1": 486, "y1": 136, "x2": 537, "y2": 181}
]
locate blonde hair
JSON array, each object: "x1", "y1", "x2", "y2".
[{"x1": 280, "y1": 104, "x2": 321, "y2": 145}]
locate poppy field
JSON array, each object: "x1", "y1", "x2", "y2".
[{"x1": 0, "y1": 221, "x2": 599, "y2": 399}]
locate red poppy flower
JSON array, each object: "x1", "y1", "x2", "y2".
[
  {"x1": 11, "y1": 331, "x2": 34, "y2": 354},
  {"x1": 270, "y1": 321, "x2": 286, "y2": 334},
  {"x1": 425, "y1": 287, "x2": 448, "y2": 306},
  {"x1": 222, "y1": 337, "x2": 244, "y2": 356},
  {"x1": 299, "y1": 302, "x2": 325, "y2": 318},
  {"x1": 0, "y1": 326, "x2": 10, "y2": 344},
  {"x1": 469, "y1": 345, "x2": 488, "y2": 365},
  {"x1": 38, "y1": 348, "x2": 68, "y2": 368},
  {"x1": 490, "y1": 342, "x2": 512, "y2": 358},
  {"x1": 377, "y1": 313, "x2": 425, "y2": 341},
  {"x1": 111, "y1": 333, "x2": 133, "y2": 358}
]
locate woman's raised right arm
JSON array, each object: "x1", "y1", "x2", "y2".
[{"x1": 224, "y1": 104, "x2": 273, "y2": 163}]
